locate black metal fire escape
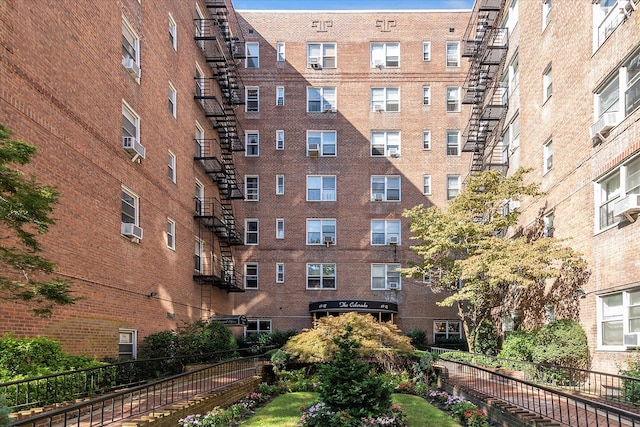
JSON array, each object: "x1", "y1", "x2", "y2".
[
  {"x1": 461, "y1": 0, "x2": 509, "y2": 174},
  {"x1": 193, "y1": 0, "x2": 246, "y2": 292}
]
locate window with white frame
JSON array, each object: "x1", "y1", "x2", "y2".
[
  {"x1": 446, "y1": 41, "x2": 460, "y2": 67},
  {"x1": 307, "y1": 175, "x2": 336, "y2": 201},
  {"x1": 503, "y1": 114, "x2": 520, "y2": 153},
  {"x1": 422, "y1": 41, "x2": 431, "y2": 61},
  {"x1": 371, "y1": 176, "x2": 400, "y2": 201},
  {"x1": 276, "y1": 175, "x2": 285, "y2": 195},
  {"x1": 245, "y1": 132, "x2": 259, "y2": 156},
  {"x1": 446, "y1": 130, "x2": 460, "y2": 156},
  {"x1": 121, "y1": 187, "x2": 139, "y2": 228},
  {"x1": 543, "y1": 139, "x2": 553, "y2": 173},
  {"x1": 245, "y1": 176, "x2": 259, "y2": 201},
  {"x1": 370, "y1": 42, "x2": 399, "y2": 68},
  {"x1": 195, "y1": 123, "x2": 205, "y2": 157},
  {"x1": 371, "y1": 263, "x2": 401, "y2": 290},
  {"x1": 371, "y1": 87, "x2": 400, "y2": 112},
  {"x1": 446, "y1": 86, "x2": 461, "y2": 112},
  {"x1": 167, "y1": 218, "x2": 175, "y2": 250},
  {"x1": 543, "y1": 64, "x2": 552, "y2": 101},
  {"x1": 371, "y1": 219, "x2": 400, "y2": 245},
  {"x1": 371, "y1": 131, "x2": 400, "y2": 157},
  {"x1": 276, "y1": 263, "x2": 285, "y2": 283},
  {"x1": 307, "y1": 87, "x2": 336, "y2": 112},
  {"x1": 598, "y1": 289, "x2": 640, "y2": 348},
  {"x1": 596, "y1": 76, "x2": 620, "y2": 126},
  {"x1": 276, "y1": 86, "x2": 284, "y2": 106},
  {"x1": 276, "y1": 218, "x2": 284, "y2": 239},
  {"x1": 119, "y1": 329, "x2": 137, "y2": 359},
  {"x1": 543, "y1": 211, "x2": 555, "y2": 237},
  {"x1": 276, "y1": 130, "x2": 285, "y2": 150},
  {"x1": 122, "y1": 102, "x2": 140, "y2": 144},
  {"x1": 307, "y1": 42, "x2": 336, "y2": 68},
  {"x1": 434, "y1": 320, "x2": 462, "y2": 341},
  {"x1": 195, "y1": 180, "x2": 204, "y2": 214},
  {"x1": 447, "y1": 175, "x2": 461, "y2": 200},
  {"x1": 122, "y1": 18, "x2": 140, "y2": 79},
  {"x1": 508, "y1": 54, "x2": 519, "y2": 95},
  {"x1": 245, "y1": 219, "x2": 259, "y2": 245},
  {"x1": 625, "y1": 48, "x2": 640, "y2": 116},
  {"x1": 168, "y1": 13, "x2": 177, "y2": 50},
  {"x1": 245, "y1": 42, "x2": 259, "y2": 68},
  {"x1": 423, "y1": 131, "x2": 431, "y2": 150},
  {"x1": 307, "y1": 263, "x2": 336, "y2": 289},
  {"x1": 195, "y1": 65, "x2": 204, "y2": 103},
  {"x1": 194, "y1": 237, "x2": 203, "y2": 272},
  {"x1": 542, "y1": 0, "x2": 552, "y2": 30},
  {"x1": 245, "y1": 87, "x2": 259, "y2": 112},
  {"x1": 422, "y1": 86, "x2": 431, "y2": 106},
  {"x1": 423, "y1": 175, "x2": 432, "y2": 195},
  {"x1": 168, "y1": 151, "x2": 176, "y2": 182},
  {"x1": 307, "y1": 219, "x2": 336, "y2": 245},
  {"x1": 307, "y1": 131, "x2": 336, "y2": 156},
  {"x1": 276, "y1": 42, "x2": 285, "y2": 62},
  {"x1": 501, "y1": 0, "x2": 519, "y2": 36},
  {"x1": 246, "y1": 319, "x2": 271, "y2": 337},
  {"x1": 195, "y1": 6, "x2": 205, "y2": 50},
  {"x1": 596, "y1": 156, "x2": 640, "y2": 229},
  {"x1": 244, "y1": 263, "x2": 258, "y2": 289}
]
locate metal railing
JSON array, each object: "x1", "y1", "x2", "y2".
[{"x1": 10, "y1": 353, "x2": 269, "y2": 427}]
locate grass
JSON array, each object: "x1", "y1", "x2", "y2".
[{"x1": 238, "y1": 392, "x2": 462, "y2": 427}]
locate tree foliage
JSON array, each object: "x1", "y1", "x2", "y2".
[
  {"x1": 403, "y1": 169, "x2": 589, "y2": 352},
  {"x1": 283, "y1": 312, "x2": 413, "y2": 363},
  {"x1": 0, "y1": 124, "x2": 77, "y2": 316}
]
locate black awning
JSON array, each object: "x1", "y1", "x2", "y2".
[{"x1": 309, "y1": 300, "x2": 398, "y2": 314}]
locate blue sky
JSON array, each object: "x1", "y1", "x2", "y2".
[{"x1": 233, "y1": 0, "x2": 474, "y2": 10}]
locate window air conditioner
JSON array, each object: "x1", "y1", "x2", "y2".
[
  {"x1": 373, "y1": 60, "x2": 384, "y2": 68},
  {"x1": 324, "y1": 103, "x2": 335, "y2": 113},
  {"x1": 388, "y1": 148, "x2": 399, "y2": 158},
  {"x1": 122, "y1": 58, "x2": 140, "y2": 78},
  {"x1": 373, "y1": 193, "x2": 384, "y2": 201},
  {"x1": 624, "y1": 333, "x2": 640, "y2": 347},
  {"x1": 589, "y1": 112, "x2": 618, "y2": 139},
  {"x1": 308, "y1": 143, "x2": 319, "y2": 157},
  {"x1": 122, "y1": 136, "x2": 146, "y2": 161},
  {"x1": 388, "y1": 236, "x2": 399, "y2": 245},
  {"x1": 614, "y1": 194, "x2": 640, "y2": 222},
  {"x1": 121, "y1": 222, "x2": 144, "y2": 241},
  {"x1": 374, "y1": 103, "x2": 385, "y2": 112},
  {"x1": 324, "y1": 235, "x2": 335, "y2": 245},
  {"x1": 310, "y1": 57, "x2": 322, "y2": 69},
  {"x1": 388, "y1": 281, "x2": 399, "y2": 290}
]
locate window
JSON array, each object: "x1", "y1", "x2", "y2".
[
  {"x1": 423, "y1": 131, "x2": 431, "y2": 150},
  {"x1": 502, "y1": 0, "x2": 519, "y2": 36},
  {"x1": 595, "y1": 0, "x2": 623, "y2": 47},
  {"x1": 543, "y1": 211, "x2": 555, "y2": 237},
  {"x1": 276, "y1": 86, "x2": 284, "y2": 106},
  {"x1": 122, "y1": 102, "x2": 140, "y2": 146},
  {"x1": 245, "y1": 42, "x2": 259, "y2": 68},
  {"x1": 503, "y1": 114, "x2": 520, "y2": 153},
  {"x1": 447, "y1": 175, "x2": 461, "y2": 200},
  {"x1": 598, "y1": 289, "x2": 640, "y2": 347},
  {"x1": 168, "y1": 14, "x2": 177, "y2": 50},
  {"x1": 244, "y1": 263, "x2": 258, "y2": 289},
  {"x1": 371, "y1": 87, "x2": 400, "y2": 112},
  {"x1": 195, "y1": 65, "x2": 205, "y2": 103},
  {"x1": 434, "y1": 320, "x2": 462, "y2": 341},
  {"x1": 195, "y1": 180, "x2": 204, "y2": 214},
  {"x1": 194, "y1": 237, "x2": 203, "y2": 272},
  {"x1": 276, "y1": 130, "x2": 285, "y2": 150},
  {"x1": 543, "y1": 64, "x2": 552, "y2": 101},
  {"x1": 168, "y1": 151, "x2": 176, "y2": 182},
  {"x1": 307, "y1": 219, "x2": 336, "y2": 245},
  {"x1": 422, "y1": 86, "x2": 431, "y2": 106},
  {"x1": 121, "y1": 187, "x2": 139, "y2": 227},
  {"x1": 195, "y1": 6, "x2": 205, "y2": 50},
  {"x1": 276, "y1": 218, "x2": 284, "y2": 239},
  {"x1": 507, "y1": 54, "x2": 519, "y2": 95},
  {"x1": 307, "y1": 131, "x2": 336, "y2": 157},
  {"x1": 625, "y1": 49, "x2": 640, "y2": 116},
  {"x1": 307, "y1": 175, "x2": 336, "y2": 201},
  {"x1": 307, "y1": 87, "x2": 336, "y2": 112},
  {"x1": 245, "y1": 219, "x2": 258, "y2": 245},
  {"x1": 370, "y1": 42, "x2": 399, "y2": 68},
  {"x1": 446, "y1": 130, "x2": 460, "y2": 156},
  {"x1": 371, "y1": 219, "x2": 400, "y2": 245},
  {"x1": 307, "y1": 263, "x2": 336, "y2": 289},
  {"x1": 371, "y1": 263, "x2": 401, "y2": 290},
  {"x1": 276, "y1": 175, "x2": 285, "y2": 195},
  {"x1": 168, "y1": 82, "x2": 176, "y2": 117},
  {"x1": 307, "y1": 42, "x2": 336, "y2": 68},
  {"x1": 423, "y1": 175, "x2": 432, "y2": 195},
  {"x1": 245, "y1": 87, "x2": 259, "y2": 112},
  {"x1": 245, "y1": 176, "x2": 259, "y2": 201},
  {"x1": 276, "y1": 263, "x2": 284, "y2": 283},
  {"x1": 276, "y1": 42, "x2": 285, "y2": 62},
  {"x1": 246, "y1": 319, "x2": 271, "y2": 337},
  {"x1": 245, "y1": 132, "x2": 259, "y2": 156},
  {"x1": 167, "y1": 218, "x2": 175, "y2": 250},
  {"x1": 195, "y1": 123, "x2": 205, "y2": 157},
  {"x1": 422, "y1": 42, "x2": 431, "y2": 61},
  {"x1": 596, "y1": 156, "x2": 640, "y2": 229},
  {"x1": 542, "y1": 0, "x2": 551, "y2": 30},
  {"x1": 119, "y1": 329, "x2": 137, "y2": 359},
  {"x1": 371, "y1": 131, "x2": 400, "y2": 157},
  {"x1": 446, "y1": 87, "x2": 461, "y2": 112},
  {"x1": 543, "y1": 139, "x2": 553, "y2": 173},
  {"x1": 446, "y1": 41, "x2": 460, "y2": 67},
  {"x1": 122, "y1": 18, "x2": 140, "y2": 79},
  {"x1": 371, "y1": 176, "x2": 401, "y2": 201},
  {"x1": 596, "y1": 76, "x2": 620, "y2": 125}
]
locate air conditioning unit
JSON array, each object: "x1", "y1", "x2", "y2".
[
  {"x1": 122, "y1": 136, "x2": 146, "y2": 161},
  {"x1": 614, "y1": 193, "x2": 640, "y2": 222},
  {"x1": 621, "y1": 0, "x2": 637, "y2": 19},
  {"x1": 374, "y1": 103, "x2": 385, "y2": 112},
  {"x1": 388, "y1": 236, "x2": 399, "y2": 245},
  {"x1": 324, "y1": 103, "x2": 336, "y2": 113},
  {"x1": 310, "y1": 57, "x2": 322, "y2": 69},
  {"x1": 589, "y1": 112, "x2": 618, "y2": 139},
  {"x1": 324, "y1": 235, "x2": 335, "y2": 246},
  {"x1": 373, "y1": 60, "x2": 384, "y2": 68},
  {"x1": 308, "y1": 143, "x2": 319, "y2": 157},
  {"x1": 388, "y1": 281, "x2": 399, "y2": 290},
  {"x1": 373, "y1": 193, "x2": 384, "y2": 201},
  {"x1": 121, "y1": 222, "x2": 143, "y2": 241},
  {"x1": 122, "y1": 58, "x2": 140, "y2": 78},
  {"x1": 388, "y1": 148, "x2": 399, "y2": 158},
  {"x1": 624, "y1": 333, "x2": 640, "y2": 347}
]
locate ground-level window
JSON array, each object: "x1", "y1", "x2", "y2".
[
  {"x1": 598, "y1": 288, "x2": 640, "y2": 348},
  {"x1": 434, "y1": 320, "x2": 462, "y2": 342},
  {"x1": 119, "y1": 329, "x2": 137, "y2": 359},
  {"x1": 245, "y1": 319, "x2": 272, "y2": 340}
]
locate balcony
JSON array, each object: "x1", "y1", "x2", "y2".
[
  {"x1": 194, "y1": 197, "x2": 244, "y2": 244},
  {"x1": 194, "y1": 256, "x2": 244, "y2": 293}
]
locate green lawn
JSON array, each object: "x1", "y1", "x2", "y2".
[{"x1": 239, "y1": 392, "x2": 462, "y2": 427}]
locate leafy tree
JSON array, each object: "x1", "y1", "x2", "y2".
[
  {"x1": 0, "y1": 124, "x2": 77, "y2": 316},
  {"x1": 403, "y1": 169, "x2": 589, "y2": 353}
]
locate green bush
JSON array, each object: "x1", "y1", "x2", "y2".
[
  {"x1": 497, "y1": 330, "x2": 537, "y2": 364},
  {"x1": 531, "y1": 320, "x2": 589, "y2": 385},
  {"x1": 618, "y1": 352, "x2": 640, "y2": 404},
  {"x1": 474, "y1": 320, "x2": 499, "y2": 356},
  {"x1": 0, "y1": 395, "x2": 11, "y2": 427},
  {"x1": 433, "y1": 337, "x2": 468, "y2": 351},
  {"x1": 405, "y1": 329, "x2": 429, "y2": 350}
]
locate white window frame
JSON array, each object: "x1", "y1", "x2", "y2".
[
  {"x1": 195, "y1": 180, "x2": 204, "y2": 215},
  {"x1": 119, "y1": 329, "x2": 137, "y2": 359},
  {"x1": 306, "y1": 218, "x2": 336, "y2": 245},
  {"x1": 246, "y1": 319, "x2": 271, "y2": 337},
  {"x1": 371, "y1": 87, "x2": 400, "y2": 112},
  {"x1": 446, "y1": 86, "x2": 461, "y2": 112},
  {"x1": 121, "y1": 186, "x2": 140, "y2": 227},
  {"x1": 276, "y1": 86, "x2": 285, "y2": 106},
  {"x1": 195, "y1": 121, "x2": 205, "y2": 157},
  {"x1": 276, "y1": 263, "x2": 285, "y2": 283},
  {"x1": 168, "y1": 13, "x2": 177, "y2": 50},
  {"x1": 194, "y1": 237, "x2": 203, "y2": 272},
  {"x1": 122, "y1": 101, "x2": 140, "y2": 143},
  {"x1": 168, "y1": 82, "x2": 177, "y2": 117},
  {"x1": 447, "y1": 175, "x2": 461, "y2": 200},
  {"x1": 371, "y1": 131, "x2": 400, "y2": 157},
  {"x1": 245, "y1": 86, "x2": 259, "y2": 112},
  {"x1": 276, "y1": 218, "x2": 284, "y2": 239},
  {"x1": 446, "y1": 130, "x2": 461, "y2": 157},
  {"x1": 306, "y1": 175, "x2": 336, "y2": 201},
  {"x1": 542, "y1": 0, "x2": 552, "y2": 30},
  {"x1": 276, "y1": 130, "x2": 285, "y2": 150},
  {"x1": 245, "y1": 42, "x2": 259, "y2": 68},
  {"x1": 543, "y1": 64, "x2": 553, "y2": 102},
  {"x1": 276, "y1": 42, "x2": 285, "y2": 62},
  {"x1": 307, "y1": 87, "x2": 336, "y2": 112},
  {"x1": 168, "y1": 151, "x2": 176, "y2": 183},
  {"x1": 371, "y1": 263, "x2": 401, "y2": 290},
  {"x1": 423, "y1": 175, "x2": 432, "y2": 195},
  {"x1": 306, "y1": 263, "x2": 336, "y2": 289},
  {"x1": 245, "y1": 219, "x2": 259, "y2": 245},
  {"x1": 543, "y1": 139, "x2": 553, "y2": 174},
  {"x1": 446, "y1": 41, "x2": 460, "y2": 67},
  {"x1": 122, "y1": 17, "x2": 141, "y2": 81},
  {"x1": 371, "y1": 176, "x2": 401, "y2": 202},
  {"x1": 244, "y1": 263, "x2": 259, "y2": 289},
  {"x1": 422, "y1": 86, "x2": 431, "y2": 106},
  {"x1": 167, "y1": 218, "x2": 176, "y2": 250},
  {"x1": 422, "y1": 41, "x2": 431, "y2": 61},
  {"x1": 370, "y1": 42, "x2": 400, "y2": 68},
  {"x1": 595, "y1": 155, "x2": 640, "y2": 231},
  {"x1": 276, "y1": 175, "x2": 285, "y2": 195},
  {"x1": 307, "y1": 42, "x2": 337, "y2": 69},
  {"x1": 245, "y1": 131, "x2": 259, "y2": 157},
  {"x1": 543, "y1": 211, "x2": 555, "y2": 238},
  {"x1": 195, "y1": 5, "x2": 205, "y2": 50},
  {"x1": 434, "y1": 320, "x2": 462, "y2": 340},
  {"x1": 597, "y1": 288, "x2": 640, "y2": 349},
  {"x1": 423, "y1": 131, "x2": 431, "y2": 150},
  {"x1": 195, "y1": 65, "x2": 205, "y2": 103},
  {"x1": 245, "y1": 175, "x2": 259, "y2": 201},
  {"x1": 371, "y1": 219, "x2": 401, "y2": 246},
  {"x1": 307, "y1": 131, "x2": 337, "y2": 157}
]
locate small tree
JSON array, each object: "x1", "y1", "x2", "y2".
[
  {"x1": 403, "y1": 169, "x2": 589, "y2": 353},
  {"x1": 0, "y1": 124, "x2": 77, "y2": 316}
]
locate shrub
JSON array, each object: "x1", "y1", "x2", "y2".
[
  {"x1": 0, "y1": 395, "x2": 10, "y2": 427},
  {"x1": 531, "y1": 320, "x2": 589, "y2": 385},
  {"x1": 497, "y1": 330, "x2": 536, "y2": 364},
  {"x1": 433, "y1": 337, "x2": 468, "y2": 351},
  {"x1": 619, "y1": 352, "x2": 640, "y2": 404},
  {"x1": 474, "y1": 320, "x2": 499, "y2": 356},
  {"x1": 405, "y1": 329, "x2": 429, "y2": 350}
]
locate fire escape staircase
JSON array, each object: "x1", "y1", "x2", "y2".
[{"x1": 461, "y1": 0, "x2": 509, "y2": 174}]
